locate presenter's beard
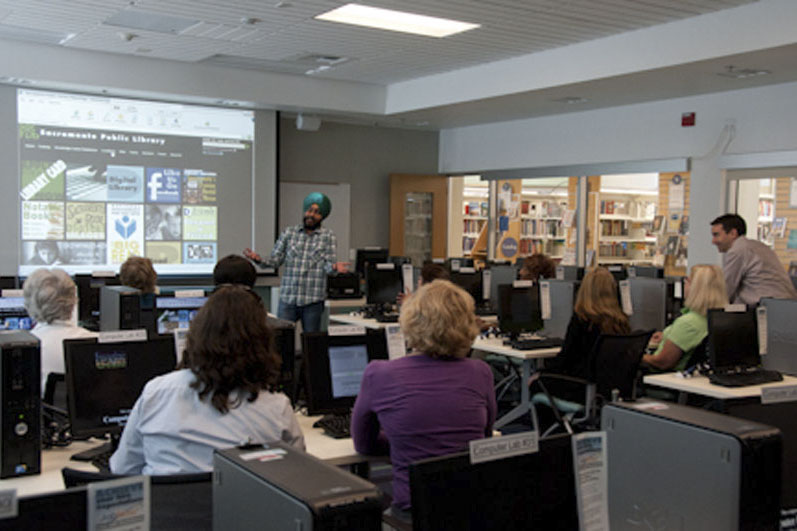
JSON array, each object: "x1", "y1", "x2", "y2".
[{"x1": 303, "y1": 216, "x2": 320, "y2": 230}]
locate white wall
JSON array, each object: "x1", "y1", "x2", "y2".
[{"x1": 439, "y1": 80, "x2": 797, "y2": 267}]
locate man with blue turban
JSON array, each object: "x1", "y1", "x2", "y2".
[{"x1": 244, "y1": 192, "x2": 346, "y2": 332}]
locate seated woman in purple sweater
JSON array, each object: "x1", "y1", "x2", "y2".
[{"x1": 351, "y1": 279, "x2": 497, "y2": 516}]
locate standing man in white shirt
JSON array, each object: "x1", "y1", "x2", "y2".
[{"x1": 710, "y1": 213, "x2": 797, "y2": 305}]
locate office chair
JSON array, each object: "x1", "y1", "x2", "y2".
[
  {"x1": 531, "y1": 329, "x2": 654, "y2": 436},
  {"x1": 62, "y1": 468, "x2": 212, "y2": 531}
]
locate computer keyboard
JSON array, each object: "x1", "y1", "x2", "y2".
[
  {"x1": 709, "y1": 369, "x2": 783, "y2": 388},
  {"x1": 507, "y1": 337, "x2": 564, "y2": 350},
  {"x1": 90, "y1": 448, "x2": 115, "y2": 473},
  {"x1": 313, "y1": 412, "x2": 352, "y2": 439},
  {"x1": 375, "y1": 313, "x2": 399, "y2": 323}
]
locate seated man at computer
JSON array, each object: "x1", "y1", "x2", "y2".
[
  {"x1": 23, "y1": 268, "x2": 95, "y2": 395},
  {"x1": 351, "y1": 280, "x2": 496, "y2": 521},
  {"x1": 110, "y1": 285, "x2": 304, "y2": 475},
  {"x1": 642, "y1": 265, "x2": 728, "y2": 371}
]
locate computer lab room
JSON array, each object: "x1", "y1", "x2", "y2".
[{"x1": 2, "y1": 1, "x2": 797, "y2": 529}]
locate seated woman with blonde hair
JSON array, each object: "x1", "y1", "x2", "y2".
[
  {"x1": 642, "y1": 264, "x2": 728, "y2": 371},
  {"x1": 351, "y1": 280, "x2": 496, "y2": 517}
]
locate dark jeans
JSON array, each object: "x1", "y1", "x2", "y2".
[{"x1": 278, "y1": 300, "x2": 324, "y2": 332}]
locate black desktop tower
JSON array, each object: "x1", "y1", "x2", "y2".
[
  {"x1": 0, "y1": 330, "x2": 41, "y2": 478},
  {"x1": 99, "y1": 286, "x2": 156, "y2": 336}
]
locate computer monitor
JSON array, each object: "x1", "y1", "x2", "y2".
[
  {"x1": 488, "y1": 265, "x2": 517, "y2": 311},
  {"x1": 410, "y1": 433, "x2": 578, "y2": 531},
  {"x1": 446, "y1": 257, "x2": 474, "y2": 273},
  {"x1": 74, "y1": 273, "x2": 121, "y2": 329},
  {"x1": 628, "y1": 265, "x2": 664, "y2": 278},
  {"x1": 555, "y1": 265, "x2": 585, "y2": 281},
  {"x1": 365, "y1": 263, "x2": 403, "y2": 305},
  {"x1": 707, "y1": 308, "x2": 760, "y2": 371},
  {"x1": 355, "y1": 248, "x2": 389, "y2": 277},
  {"x1": 497, "y1": 284, "x2": 543, "y2": 336},
  {"x1": 0, "y1": 296, "x2": 32, "y2": 330},
  {"x1": 540, "y1": 279, "x2": 577, "y2": 340},
  {"x1": 0, "y1": 276, "x2": 20, "y2": 290},
  {"x1": 155, "y1": 295, "x2": 208, "y2": 335},
  {"x1": 606, "y1": 264, "x2": 627, "y2": 283},
  {"x1": 761, "y1": 298, "x2": 797, "y2": 375},
  {"x1": 63, "y1": 337, "x2": 176, "y2": 456},
  {"x1": 626, "y1": 277, "x2": 667, "y2": 331},
  {"x1": 449, "y1": 271, "x2": 483, "y2": 304},
  {"x1": 301, "y1": 329, "x2": 388, "y2": 415}
]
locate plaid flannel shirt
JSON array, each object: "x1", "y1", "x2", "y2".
[{"x1": 266, "y1": 225, "x2": 337, "y2": 306}]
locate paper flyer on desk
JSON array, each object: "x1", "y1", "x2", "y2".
[
  {"x1": 87, "y1": 475, "x2": 150, "y2": 531},
  {"x1": 572, "y1": 432, "x2": 609, "y2": 531}
]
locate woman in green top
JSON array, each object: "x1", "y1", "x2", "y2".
[{"x1": 642, "y1": 264, "x2": 728, "y2": 371}]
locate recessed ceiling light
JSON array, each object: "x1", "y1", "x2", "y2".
[{"x1": 314, "y1": 3, "x2": 479, "y2": 38}]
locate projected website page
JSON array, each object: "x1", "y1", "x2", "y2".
[{"x1": 17, "y1": 89, "x2": 254, "y2": 276}]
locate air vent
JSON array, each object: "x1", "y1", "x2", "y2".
[{"x1": 104, "y1": 9, "x2": 198, "y2": 35}]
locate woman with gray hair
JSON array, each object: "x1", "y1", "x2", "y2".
[{"x1": 23, "y1": 268, "x2": 95, "y2": 394}]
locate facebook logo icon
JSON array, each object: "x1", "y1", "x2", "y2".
[{"x1": 146, "y1": 168, "x2": 181, "y2": 203}]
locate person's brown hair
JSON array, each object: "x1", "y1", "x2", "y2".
[
  {"x1": 519, "y1": 253, "x2": 556, "y2": 281},
  {"x1": 573, "y1": 267, "x2": 631, "y2": 334},
  {"x1": 420, "y1": 263, "x2": 450, "y2": 284},
  {"x1": 181, "y1": 285, "x2": 280, "y2": 413},
  {"x1": 119, "y1": 256, "x2": 157, "y2": 294}
]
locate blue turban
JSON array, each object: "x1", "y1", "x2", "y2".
[{"x1": 303, "y1": 192, "x2": 331, "y2": 219}]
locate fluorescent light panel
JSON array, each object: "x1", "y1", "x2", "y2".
[{"x1": 315, "y1": 3, "x2": 479, "y2": 38}]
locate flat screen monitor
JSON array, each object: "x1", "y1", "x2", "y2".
[
  {"x1": 761, "y1": 298, "x2": 797, "y2": 375},
  {"x1": 627, "y1": 278, "x2": 667, "y2": 332},
  {"x1": 707, "y1": 308, "x2": 760, "y2": 371},
  {"x1": 0, "y1": 277, "x2": 20, "y2": 290},
  {"x1": 606, "y1": 264, "x2": 627, "y2": 283},
  {"x1": 497, "y1": 284, "x2": 543, "y2": 336},
  {"x1": 365, "y1": 264, "x2": 402, "y2": 305},
  {"x1": 355, "y1": 248, "x2": 389, "y2": 277},
  {"x1": 447, "y1": 257, "x2": 474, "y2": 273},
  {"x1": 628, "y1": 266, "x2": 664, "y2": 278},
  {"x1": 0, "y1": 297, "x2": 32, "y2": 330},
  {"x1": 450, "y1": 271, "x2": 483, "y2": 304},
  {"x1": 64, "y1": 337, "x2": 177, "y2": 439},
  {"x1": 155, "y1": 295, "x2": 208, "y2": 335},
  {"x1": 488, "y1": 265, "x2": 517, "y2": 311},
  {"x1": 301, "y1": 329, "x2": 388, "y2": 415},
  {"x1": 410, "y1": 433, "x2": 578, "y2": 531},
  {"x1": 74, "y1": 273, "x2": 121, "y2": 328}
]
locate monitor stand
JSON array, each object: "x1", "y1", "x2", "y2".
[{"x1": 70, "y1": 434, "x2": 121, "y2": 462}]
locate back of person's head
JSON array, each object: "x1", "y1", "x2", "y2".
[
  {"x1": 685, "y1": 264, "x2": 728, "y2": 316},
  {"x1": 119, "y1": 256, "x2": 157, "y2": 294},
  {"x1": 574, "y1": 267, "x2": 631, "y2": 335},
  {"x1": 23, "y1": 268, "x2": 76, "y2": 324},
  {"x1": 182, "y1": 285, "x2": 279, "y2": 414},
  {"x1": 213, "y1": 255, "x2": 257, "y2": 288},
  {"x1": 420, "y1": 263, "x2": 450, "y2": 285},
  {"x1": 710, "y1": 214, "x2": 746, "y2": 236},
  {"x1": 519, "y1": 253, "x2": 556, "y2": 281},
  {"x1": 399, "y1": 279, "x2": 479, "y2": 359}
]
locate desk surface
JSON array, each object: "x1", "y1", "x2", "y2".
[
  {"x1": 471, "y1": 336, "x2": 559, "y2": 360},
  {"x1": 0, "y1": 412, "x2": 359, "y2": 498},
  {"x1": 325, "y1": 297, "x2": 366, "y2": 309},
  {"x1": 643, "y1": 372, "x2": 797, "y2": 399},
  {"x1": 329, "y1": 313, "x2": 387, "y2": 329}
]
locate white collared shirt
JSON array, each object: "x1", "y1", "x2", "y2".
[{"x1": 30, "y1": 320, "x2": 96, "y2": 393}]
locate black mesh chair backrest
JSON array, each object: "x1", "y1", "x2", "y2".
[{"x1": 589, "y1": 330, "x2": 654, "y2": 400}]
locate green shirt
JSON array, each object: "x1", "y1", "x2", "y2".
[{"x1": 650, "y1": 308, "x2": 707, "y2": 372}]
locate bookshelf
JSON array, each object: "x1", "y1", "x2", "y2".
[
  {"x1": 519, "y1": 194, "x2": 567, "y2": 258},
  {"x1": 757, "y1": 180, "x2": 775, "y2": 247},
  {"x1": 594, "y1": 190, "x2": 657, "y2": 265}
]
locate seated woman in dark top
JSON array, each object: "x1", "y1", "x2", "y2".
[
  {"x1": 546, "y1": 267, "x2": 631, "y2": 379},
  {"x1": 351, "y1": 280, "x2": 496, "y2": 519}
]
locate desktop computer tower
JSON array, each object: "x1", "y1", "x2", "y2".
[
  {"x1": 602, "y1": 400, "x2": 781, "y2": 530},
  {"x1": 99, "y1": 286, "x2": 156, "y2": 335},
  {"x1": 0, "y1": 331, "x2": 40, "y2": 478},
  {"x1": 213, "y1": 442, "x2": 382, "y2": 531}
]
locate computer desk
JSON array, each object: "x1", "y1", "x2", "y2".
[
  {"x1": 643, "y1": 372, "x2": 797, "y2": 403},
  {"x1": 0, "y1": 412, "x2": 364, "y2": 498}
]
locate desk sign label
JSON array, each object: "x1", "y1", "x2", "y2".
[
  {"x1": 0, "y1": 290, "x2": 22, "y2": 298},
  {"x1": 761, "y1": 385, "x2": 797, "y2": 405},
  {"x1": 88, "y1": 475, "x2": 150, "y2": 531},
  {"x1": 328, "y1": 325, "x2": 366, "y2": 336},
  {"x1": 469, "y1": 431, "x2": 538, "y2": 465},
  {"x1": 98, "y1": 329, "x2": 148, "y2": 343},
  {"x1": 175, "y1": 289, "x2": 205, "y2": 298},
  {"x1": 0, "y1": 489, "x2": 17, "y2": 520}
]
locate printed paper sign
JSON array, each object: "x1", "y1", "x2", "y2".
[
  {"x1": 469, "y1": 431, "x2": 538, "y2": 465},
  {"x1": 328, "y1": 325, "x2": 366, "y2": 336},
  {"x1": 87, "y1": 476, "x2": 149, "y2": 531},
  {"x1": 619, "y1": 280, "x2": 633, "y2": 316},
  {"x1": 386, "y1": 325, "x2": 407, "y2": 360},
  {"x1": 572, "y1": 432, "x2": 610, "y2": 531},
  {"x1": 99, "y1": 329, "x2": 148, "y2": 343},
  {"x1": 0, "y1": 489, "x2": 17, "y2": 520},
  {"x1": 107, "y1": 203, "x2": 143, "y2": 264},
  {"x1": 756, "y1": 306, "x2": 768, "y2": 356},
  {"x1": 761, "y1": 385, "x2": 797, "y2": 405}
]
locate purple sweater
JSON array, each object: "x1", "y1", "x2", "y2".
[{"x1": 350, "y1": 354, "x2": 497, "y2": 510}]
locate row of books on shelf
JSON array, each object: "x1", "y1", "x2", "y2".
[
  {"x1": 462, "y1": 236, "x2": 478, "y2": 253},
  {"x1": 597, "y1": 242, "x2": 654, "y2": 258},
  {"x1": 759, "y1": 199, "x2": 774, "y2": 217},
  {"x1": 521, "y1": 219, "x2": 563, "y2": 237},
  {"x1": 599, "y1": 220, "x2": 631, "y2": 236},
  {"x1": 600, "y1": 199, "x2": 656, "y2": 219},
  {"x1": 464, "y1": 201, "x2": 489, "y2": 217},
  {"x1": 519, "y1": 239, "x2": 565, "y2": 256},
  {"x1": 463, "y1": 219, "x2": 485, "y2": 234},
  {"x1": 521, "y1": 200, "x2": 566, "y2": 217}
]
